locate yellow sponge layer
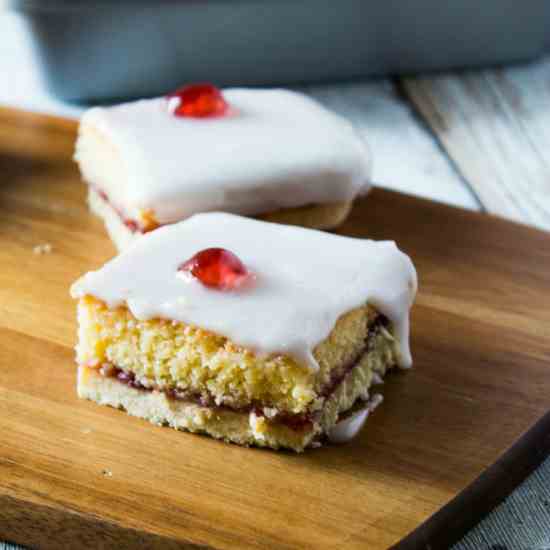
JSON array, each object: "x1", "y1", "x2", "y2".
[{"x1": 76, "y1": 296, "x2": 390, "y2": 415}]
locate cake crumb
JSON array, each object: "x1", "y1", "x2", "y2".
[
  {"x1": 101, "y1": 469, "x2": 113, "y2": 477},
  {"x1": 249, "y1": 413, "x2": 267, "y2": 441},
  {"x1": 81, "y1": 428, "x2": 92, "y2": 435},
  {"x1": 33, "y1": 243, "x2": 52, "y2": 255}
]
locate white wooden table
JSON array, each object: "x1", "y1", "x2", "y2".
[{"x1": 1, "y1": 9, "x2": 549, "y2": 550}]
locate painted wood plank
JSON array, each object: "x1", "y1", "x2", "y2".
[
  {"x1": 303, "y1": 81, "x2": 479, "y2": 210},
  {"x1": 403, "y1": 56, "x2": 550, "y2": 230}
]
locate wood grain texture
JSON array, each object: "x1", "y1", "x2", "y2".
[
  {"x1": 0, "y1": 107, "x2": 76, "y2": 161},
  {"x1": 1, "y1": 110, "x2": 550, "y2": 549},
  {"x1": 302, "y1": 81, "x2": 479, "y2": 210},
  {"x1": 402, "y1": 56, "x2": 550, "y2": 230}
]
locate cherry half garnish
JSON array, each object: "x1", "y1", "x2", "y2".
[
  {"x1": 179, "y1": 248, "x2": 249, "y2": 290},
  {"x1": 167, "y1": 83, "x2": 229, "y2": 118}
]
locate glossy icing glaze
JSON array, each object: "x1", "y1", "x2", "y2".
[
  {"x1": 75, "y1": 88, "x2": 371, "y2": 224},
  {"x1": 71, "y1": 213, "x2": 417, "y2": 370}
]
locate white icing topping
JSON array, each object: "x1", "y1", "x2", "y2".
[
  {"x1": 71, "y1": 213, "x2": 417, "y2": 370},
  {"x1": 75, "y1": 89, "x2": 371, "y2": 224},
  {"x1": 328, "y1": 394, "x2": 384, "y2": 444}
]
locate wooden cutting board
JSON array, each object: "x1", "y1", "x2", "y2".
[{"x1": 1, "y1": 109, "x2": 549, "y2": 550}]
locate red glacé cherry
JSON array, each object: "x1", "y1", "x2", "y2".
[
  {"x1": 179, "y1": 248, "x2": 249, "y2": 290},
  {"x1": 167, "y1": 83, "x2": 229, "y2": 118}
]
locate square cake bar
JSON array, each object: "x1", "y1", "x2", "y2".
[
  {"x1": 75, "y1": 86, "x2": 370, "y2": 250},
  {"x1": 71, "y1": 213, "x2": 417, "y2": 451}
]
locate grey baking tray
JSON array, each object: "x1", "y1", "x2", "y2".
[{"x1": 9, "y1": 0, "x2": 550, "y2": 102}]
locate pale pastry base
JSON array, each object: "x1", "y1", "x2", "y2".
[
  {"x1": 88, "y1": 188, "x2": 353, "y2": 252},
  {"x1": 257, "y1": 200, "x2": 353, "y2": 231},
  {"x1": 77, "y1": 338, "x2": 393, "y2": 452}
]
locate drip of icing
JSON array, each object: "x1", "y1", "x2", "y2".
[
  {"x1": 75, "y1": 88, "x2": 371, "y2": 225},
  {"x1": 71, "y1": 213, "x2": 417, "y2": 371},
  {"x1": 328, "y1": 394, "x2": 384, "y2": 444}
]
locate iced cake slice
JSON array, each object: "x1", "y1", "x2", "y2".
[
  {"x1": 71, "y1": 213, "x2": 417, "y2": 451},
  {"x1": 75, "y1": 84, "x2": 370, "y2": 250}
]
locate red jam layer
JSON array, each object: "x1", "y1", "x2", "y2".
[
  {"x1": 320, "y1": 314, "x2": 389, "y2": 398},
  {"x1": 97, "y1": 315, "x2": 390, "y2": 433},
  {"x1": 106, "y1": 366, "x2": 314, "y2": 432},
  {"x1": 94, "y1": 187, "x2": 160, "y2": 235}
]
